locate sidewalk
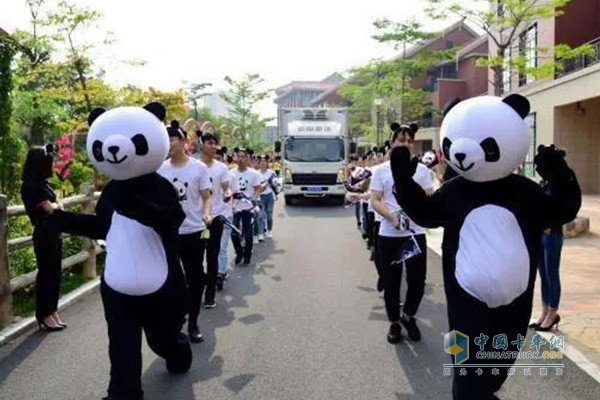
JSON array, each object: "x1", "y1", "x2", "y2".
[{"x1": 426, "y1": 196, "x2": 600, "y2": 378}]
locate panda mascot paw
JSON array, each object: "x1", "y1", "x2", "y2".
[
  {"x1": 534, "y1": 144, "x2": 573, "y2": 182},
  {"x1": 390, "y1": 146, "x2": 418, "y2": 183}
]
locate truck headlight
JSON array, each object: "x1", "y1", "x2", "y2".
[
  {"x1": 337, "y1": 168, "x2": 346, "y2": 183},
  {"x1": 285, "y1": 168, "x2": 293, "y2": 183}
]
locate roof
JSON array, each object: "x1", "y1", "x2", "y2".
[{"x1": 433, "y1": 34, "x2": 489, "y2": 67}]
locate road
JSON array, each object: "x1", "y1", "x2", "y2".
[{"x1": 1, "y1": 200, "x2": 599, "y2": 400}]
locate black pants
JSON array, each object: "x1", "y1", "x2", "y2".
[
  {"x1": 366, "y1": 211, "x2": 375, "y2": 247},
  {"x1": 32, "y1": 226, "x2": 62, "y2": 320},
  {"x1": 372, "y1": 221, "x2": 382, "y2": 277},
  {"x1": 379, "y1": 234, "x2": 427, "y2": 321},
  {"x1": 204, "y1": 218, "x2": 224, "y2": 303},
  {"x1": 101, "y1": 279, "x2": 190, "y2": 400},
  {"x1": 231, "y1": 210, "x2": 253, "y2": 262},
  {"x1": 179, "y1": 231, "x2": 207, "y2": 326},
  {"x1": 448, "y1": 290, "x2": 533, "y2": 399}
]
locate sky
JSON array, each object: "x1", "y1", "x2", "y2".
[{"x1": 1, "y1": 0, "x2": 470, "y2": 119}]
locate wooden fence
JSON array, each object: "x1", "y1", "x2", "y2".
[{"x1": 0, "y1": 183, "x2": 103, "y2": 326}]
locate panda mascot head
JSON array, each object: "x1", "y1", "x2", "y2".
[
  {"x1": 440, "y1": 94, "x2": 531, "y2": 183},
  {"x1": 86, "y1": 102, "x2": 168, "y2": 181}
]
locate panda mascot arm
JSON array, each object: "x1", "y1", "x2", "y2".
[
  {"x1": 533, "y1": 144, "x2": 582, "y2": 227},
  {"x1": 50, "y1": 182, "x2": 115, "y2": 239},
  {"x1": 390, "y1": 146, "x2": 447, "y2": 228}
]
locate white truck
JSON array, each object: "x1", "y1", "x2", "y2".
[{"x1": 275, "y1": 108, "x2": 355, "y2": 206}]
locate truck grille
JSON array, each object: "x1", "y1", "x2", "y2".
[{"x1": 292, "y1": 173, "x2": 338, "y2": 185}]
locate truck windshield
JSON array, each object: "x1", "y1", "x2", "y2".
[{"x1": 284, "y1": 137, "x2": 344, "y2": 162}]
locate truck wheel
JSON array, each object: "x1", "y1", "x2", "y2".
[{"x1": 285, "y1": 196, "x2": 293, "y2": 206}]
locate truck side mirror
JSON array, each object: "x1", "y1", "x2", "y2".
[
  {"x1": 350, "y1": 142, "x2": 357, "y2": 154},
  {"x1": 274, "y1": 141, "x2": 281, "y2": 153}
]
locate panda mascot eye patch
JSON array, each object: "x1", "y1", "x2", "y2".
[
  {"x1": 86, "y1": 103, "x2": 168, "y2": 181},
  {"x1": 440, "y1": 95, "x2": 530, "y2": 182}
]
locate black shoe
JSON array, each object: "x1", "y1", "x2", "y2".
[
  {"x1": 216, "y1": 274, "x2": 224, "y2": 291},
  {"x1": 235, "y1": 253, "x2": 244, "y2": 265},
  {"x1": 400, "y1": 315, "x2": 421, "y2": 341},
  {"x1": 243, "y1": 258, "x2": 251, "y2": 265},
  {"x1": 387, "y1": 322, "x2": 403, "y2": 344},
  {"x1": 188, "y1": 325, "x2": 204, "y2": 343},
  {"x1": 370, "y1": 252, "x2": 375, "y2": 262},
  {"x1": 204, "y1": 299, "x2": 216, "y2": 309},
  {"x1": 166, "y1": 333, "x2": 192, "y2": 374},
  {"x1": 376, "y1": 277, "x2": 384, "y2": 293}
]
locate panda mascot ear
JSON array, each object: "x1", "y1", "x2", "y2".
[
  {"x1": 502, "y1": 94, "x2": 530, "y2": 119},
  {"x1": 442, "y1": 97, "x2": 461, "y2": 117},
  {"x1": 390, "y1": 122, "x2": 401, "y2": 133},
  {"x1": 88, "y1": 107, "x2": 106, "y2": 126},
  {"x1": 143, "y1": 102, "x2": 167, "y2": 122}
]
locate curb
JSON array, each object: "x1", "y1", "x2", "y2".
[
  {"x1": 0, "y1": 277, "x2": 100, "y2": 347},
  {"x1": 426, "y1": 229, "x2": 600, "y2": 385}
]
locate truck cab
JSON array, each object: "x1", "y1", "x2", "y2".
[{"x1": 276, "y1": 108, "x2": 353, "y2": 205}]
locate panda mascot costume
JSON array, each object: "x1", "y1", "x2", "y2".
[
  {"x1": 389, "y1": 94, "x2": 581, "y2": 400},
  {"x1": 52, "y1": 102, "x2": 192, "y2": 400}
]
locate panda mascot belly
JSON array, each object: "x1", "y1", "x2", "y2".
[
  {"x1": 390, "y1": 94, "x2": 581, "y2": 400},
  {"x1": 52, "y1": 102, "x2": 192, "y2": 400},
  {"x1": 455, "y1": 205, "x2": 529, "y2": 308}
]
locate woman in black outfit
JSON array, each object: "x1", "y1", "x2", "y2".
[{"x1": 20, "y1": 145, "x2": 66, "y2": 332}]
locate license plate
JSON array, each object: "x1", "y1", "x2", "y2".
[{"x1": 307, "y1": 186, "x2": 322, "y2": 192}]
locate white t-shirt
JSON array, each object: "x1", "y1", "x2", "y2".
[
  {"x1": 370, "y1": 161, "x2": 434, "y2": 238},
  {"x1": 260, "y1": 169, "x2": 277, "y2": 195},
  {"x1": 158, "y1": 158, "x2": 212, "y2": 234},
  {"x1": 205, "y1": 160, "x2": 231, "y2": 218},
  {"x1": 231, "y1": 168, "x2": 262, "y2": 211}
]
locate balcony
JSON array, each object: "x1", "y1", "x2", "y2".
[{"x1": 556, "y1": 36, "x2": 600, "y2": 79}]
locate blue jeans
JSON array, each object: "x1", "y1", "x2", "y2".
[
  {"x1": 218, "y1": 215, "x2": 232, "y2": 274},
  {"x1": 539, "y1": 232, "x2": 563, "y2": 309},
  {"x1": 260, "y1": 193, "x2": 275, "y2": 232}
]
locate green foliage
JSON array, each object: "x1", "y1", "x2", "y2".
[
  {"x1": 220, "y1": 74, "x2": 274, "y2": 145},
  {"x1": 422, "y1": 0, "x2": 596, "y2": 95}
]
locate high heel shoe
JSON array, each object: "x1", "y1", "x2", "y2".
[
  {"x1": 37, "y1": 318, "x2": 65, "y2": 332},
  {"x1": 535, "y1": 315, "x2": 560, "y2": 332},
  {"x1": 52, "y1": 313, "x2": 67, "y2": 328}
]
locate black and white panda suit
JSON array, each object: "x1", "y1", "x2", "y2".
[
  {"x1": 390, "y1": 94, "x2": 581, "y2": 400},
  {"x1": 52, "y1": 103, "x2": 192, "y2": 400}
]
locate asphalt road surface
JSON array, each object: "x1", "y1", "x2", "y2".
[{"x1": 1, "y1": 200, "x2": 599, "y2": 400}]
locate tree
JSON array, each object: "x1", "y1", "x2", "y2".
[
  {"x1": 220, "y1": 73, "x2": 273, "y2": 145},
  {"x1": 422, "y1": 0, "x2": 596, "y2": 95},
  {"x1": 45, "y1": 0, "x2": 103, "y2": 113},
  {"x1": 184, "y1": 82, "x2": 212, "y2": 119}
]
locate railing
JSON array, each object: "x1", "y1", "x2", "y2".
[
  {"x1": 555, "y1": 36, "x2": 600, "y2": 79},
  {"x1": 0, "y1": 183, "x2": 103, "y2": 326}
]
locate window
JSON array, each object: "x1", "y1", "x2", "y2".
[
  {"x1": 445, "y1": 40, "x2": 454, "y2": 49},
  {"x1": 519, "y1": 24, "x2": 538, "y2": 86},
  {"x1": 521, "y1": 113, "x2": 537, "y2": 177},
  {"x1": 502, "y1": 47, "x2": 511, "y2": 94},
  {"x1": 445, "y1": 64, "x2": 458, "y2": 79}
]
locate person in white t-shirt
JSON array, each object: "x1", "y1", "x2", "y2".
[
  {"x1": 199, "y1": 132, "x2": 231, "y2": 304},
  {"x1": 215, "y1": 149, "x2": 237, "y2": 286},
  {"x1": 230, "y1": 149, "x2": 262, "y2": 265},
  {"x1": 157, "y1": 121, "x2": 212, "y2": 344},
  {"x1": 371, "y1": 123, "x2": 434, "y2": 344},
  {"x1": 257, "y1": 157, "x2": 278, "y2": 239}
]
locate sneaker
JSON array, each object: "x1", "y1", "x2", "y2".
[
  {"x1": 266, "y1": 231, "x2": 273, "y2": 238},
  {"x1": 400, "y1": 314, "x2": 421, "y2": 341},
  {"x1": 204, "y1": 300, "x2": 216, "y2": 309},
  {"x1": 376, "y1": 277, "x2": 384, "y2": 293},
  {"x1": 188, "y1": 325, "x2": 204, "y2": 343},
  {"x1": 258, "y1": 234, "x2": 265, "y2": 242},
  {"x1": 253, "y1": 236, "x2": 259, "y2": 244},
  {"x1": 235, "y1": 253, "x2": 244, "y2": 265},
  {"x1": 387, "y1": 322, "x2": 403, "y2": 344},
  {"x1": 216, "y1": 274, "x2": 224, "y2": 291}
]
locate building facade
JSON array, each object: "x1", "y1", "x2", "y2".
[{"x1": 495, "y1": 0, "x2": 600, "y2": 193}]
